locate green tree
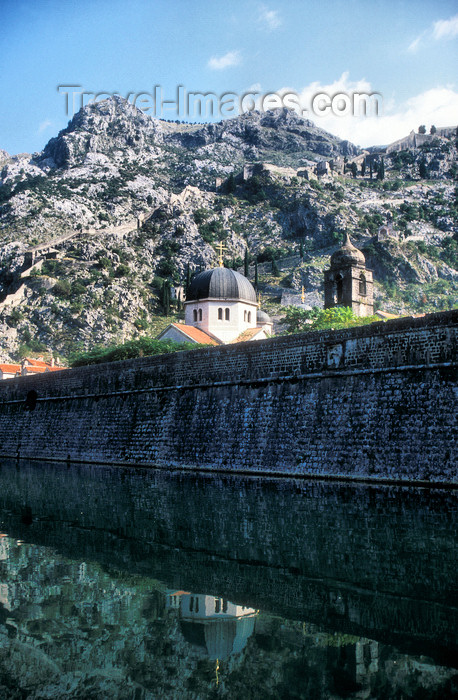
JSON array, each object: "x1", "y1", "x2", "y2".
[
  {"x1": 419, "y1": 159, "x2": 427, "y2": 179},
  {"x1": 185, "y1": 263, "x2": 191, "y2": 298},
  {"x1": 254, "y1": 260, "x2": 259, "y2": 290},
  {"x1": 244, "y1": 248, "x2": 249, "y2": 277},
  {"x1": 377, "y1": 157, "x2": 385, "y2": 181},
  {"x1": 430, "y1": 125, "x2": 437, "y2": 135},
  {"x1": 52, "y1": 280, "x2": 72, "y2": 298},
  {"x1": 280, "y1": 306, "x2": 317, "y2": 333},
  {"x1": 299, "y1": 240, "x2": 304, "y2": 259},
  {"x1": 70, "y1": 337, "x2": 200, "y2": 367},
  {"x1": 418, "y1": 125, "x2": 426, "y2": 134},
  {"x1": 281, "y1": 306, "x2": 377, "y2": 334},
  {"x1": 225, "y1": 172, "x2": 235, "y2": 193},
  {"x1": 350, "y1": 162, "x2": 358, "y2": 178},
  {"x1": 272, "y1": 258, "x2": 280, "y2": 277},
  {"x1": 361, "y1": 159, "x2": 366, "y2": 176},
  {"x1": 161, "y1": 280, "x2": 171, "y2": 315}
]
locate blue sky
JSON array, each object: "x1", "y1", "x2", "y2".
[{"x1": 1, "y1": 0, "x2": 457, "y2": 154}]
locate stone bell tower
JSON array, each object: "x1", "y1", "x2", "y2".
[{"x1": 324, "y1": 234, "x2": 373, "y2": 317}]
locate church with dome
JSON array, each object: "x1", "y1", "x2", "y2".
[
  {"x1": 158, "y1": 265, "x2": 273, "y2": 346},
  {"x1": 159, "y1": 233, "x2": 373, "y2": 346}
]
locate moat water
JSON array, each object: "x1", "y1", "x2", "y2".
[{"x1": 0, "y1": 459, "x2": 456, "y2": 699}]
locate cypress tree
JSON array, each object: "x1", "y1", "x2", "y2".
[
  {"x1": 254, "y1": 260, "x2": 259, "y2": 290},
  {"x1": 185, "y1": 264, "x2": 191, "y2": 298},
  {"x1": 162, "y1": 280, "x2": 171, "y2": 316},
  {"x1": 244, "y1": 248, "x2": 249, "y2": 277},
  {"x1": 226, "y1": 172, "x2": 235, "y2": 193},
  {"x1": 299, "y1": 240, "x2": 304, "y2": 260}
]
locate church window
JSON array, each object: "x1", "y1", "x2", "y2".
[
  {"x1": 225, "y1": 308, "x2": 230, "y2": 321},
  {"x1": 190, "y1": 596, "x2": 194, "y2": 612},
  {"x1": 359, "y1": 273, "x2": 367, "y2": 296},
  {"x1": 198, "y1": 308, "x2": 202, "y2": 321},
  {"x1": 222, "y1": 599, "x2": 228, "y2": 613},
  {"x1": 247, "y1": 311, "x2": 251, "y2": 323},
  {"x1": 244, "y1": 310, "x2": 247, "y2": 321},
  {"x1": 193, "y1": 309, "x2": 197, "y2": 322},
  {"x1": 215, "y1": 598, "x2": 221, "y2": 613},
  {"x1": 218, "y1": 307, "x2": 223, "y2": 320}
]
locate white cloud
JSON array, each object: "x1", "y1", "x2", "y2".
[
  {"x1": 433, "y1": 14, "x2": 458, "y2": 40},
  {"x1": 408, "y1": 13, "x2": 458, "y2": 52},
  {"x1": 258, "y1": 5, "x2": 282, "y2": 31},
  {"x1": 38, "y1": 119, "x2": 53, "y2": 133},
  {"x1": 407, "y1": 31, "x2": 426, "y2": 54},
  {"x1": 277, "y1": 73, "x2": 458, "y2": 147},
  {"x1": 207, "y1": 50, "x2": 241, "y2": 70}
]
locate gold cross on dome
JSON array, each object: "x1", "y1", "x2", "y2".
[{"x1": 217, "y1": 241, "x2": 227, "y2": 267}]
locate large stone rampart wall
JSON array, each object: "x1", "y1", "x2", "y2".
[{"x1": 0, "y1": 311, "x2": 456, "y2": 482}]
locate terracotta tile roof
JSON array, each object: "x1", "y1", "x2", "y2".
[
  {"x1": 22, "y1": 357, "x2": 67, "y2": 372},
  {"x1": 231, "y1": 327, "x2": 265, "y2": 343},
  {"x1": 0, "y1": 364, "x2": 21, "y2": 374},
  {"x1": 164, "y1": 323, "x2": 220, "y2": 345},
  {"x1": 24, "y1": 357, "x2": 49, "y2": 367}
]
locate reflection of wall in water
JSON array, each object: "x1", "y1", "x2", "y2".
[
  {"x1": 0, "y1": 460, "x2": 456, "y2": 664},
  {"x1": 0, "y1": 532, "x2": 456, "y2": 699},
  {"x1": 0, "y1": 534, "x2": 11, "y2": 561}
]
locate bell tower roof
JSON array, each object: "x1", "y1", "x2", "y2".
[{"x1": 330, "y1": 234, "x2": 365, "y2": 268}]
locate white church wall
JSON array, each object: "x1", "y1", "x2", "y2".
[{"x1": 185, "y1": 299, "x2": 258, "y2": 343}]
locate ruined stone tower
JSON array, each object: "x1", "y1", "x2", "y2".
[{"x1": 324, "y1": 234, "x2": 374, "y2": 317}]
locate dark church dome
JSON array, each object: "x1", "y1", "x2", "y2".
[
  {"x1": 256, "y1": 309, "x2": 271, "y2": 324},
  {"x1": 179, "y1": 617, "x2": 256, "y2": 660},
  {"x1": 187, "y1": 267, "x2": 257, "y2": 304},
  {"x1": 330, "y1": 234, "x2": 365, "y2": 267}
]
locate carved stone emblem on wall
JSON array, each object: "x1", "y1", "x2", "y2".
[{"x1": 327, "y1": 344, "x2": 343, "y2": 368}]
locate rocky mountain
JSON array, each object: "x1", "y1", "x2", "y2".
[{"x1": 0, "y1": 97, "x2": 456, "y2": 362}]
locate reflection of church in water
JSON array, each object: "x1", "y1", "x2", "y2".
[{"x1": 167, "y1": 591, "x2": 257, "y2": 660}]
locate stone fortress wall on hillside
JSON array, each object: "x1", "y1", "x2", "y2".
[{"x1": 0, "y1": 310, "x2": 456, "y2": 483}]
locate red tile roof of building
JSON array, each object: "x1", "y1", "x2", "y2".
[
  {"x1": 22, "y1": 357, "x2": 67, "y2": 371},
  {"x1": 231, "y1": 327, "x2": 265, "y2": 343},
  {"x1": 0, "y1": 363, "x2": 21, "y2": 374},
  {"x1": 24, "y1": 357, "x2": 49, "y2": 367},
  {"x1": 166, "y1": 323, "x2": 220, "y2": 345}
]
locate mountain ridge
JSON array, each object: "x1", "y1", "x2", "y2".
[{"x1": 0, "y1": 98, "x2": 456, "y2": 363}]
